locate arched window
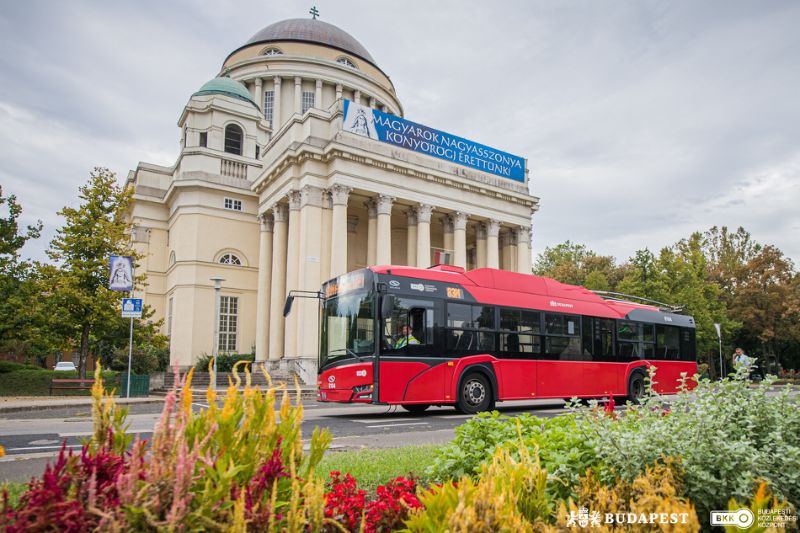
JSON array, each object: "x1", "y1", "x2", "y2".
[
  {"x1": 224, "y1": 124, "x2": 243, "y2": 155},
  {"x1": 263, "y1": 47, "x2": 283, "y2": 56},
  {"x1": 219, "y1": 253, "x2": 242, "y2": 266},
  {"x1": 336, "y1": 57, "x2": 357, "y2": 69}
]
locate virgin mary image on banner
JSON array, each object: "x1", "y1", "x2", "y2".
[
  {"x1": 342, "y1": 100, "x2": 379, "y2": 140},
  {"x1": 108, "y1": 255, "x2": 133, "y2": 292}
]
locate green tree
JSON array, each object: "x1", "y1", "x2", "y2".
[
  {"x1": 0, "y1": 186, "x2": 46, "y2": 359},
  {"x1": 730, "y1": 245, "x2": 796, "y2": 363},
  {"x1": 46, "y1": 168, "x2": 136, "y2": 378},
  {"x1": 619, "y1": 237, "x2": 737, "y2": 371},
  {"x1": 533, "y1": 241, "x2": 622, "y2": 289}
]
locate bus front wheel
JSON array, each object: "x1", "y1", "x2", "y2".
[
  {"x1": 401, "y1": 404, "x2": 430, "y2": 414},
  {"x1": 456, "y1": 372, "x2": 494, "y2": 414}
]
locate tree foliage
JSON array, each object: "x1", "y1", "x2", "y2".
[
  {"x1": 44, "y1": 168, "x2": 139, "y2": 377},
  {"x1": 0, "y1": 186, "x2": 47, "y2": 357},
  {"x1": 534, "y1": 228, "x2": 799, "y2": 371},
  {"x1": 0, "y1": 176, "x2": 168, "y2": 375}
]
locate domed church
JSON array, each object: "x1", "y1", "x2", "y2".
[{"x1": 126, "y1": 15, "x2": 539, "y2": 381}]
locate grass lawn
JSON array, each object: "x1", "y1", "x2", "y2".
[
  {"x1": 1, "y1": 482, "x2": 27, "y2": 508},
  {"x1": 315, "y1": 444, "x2": 439, "y2": 493}
]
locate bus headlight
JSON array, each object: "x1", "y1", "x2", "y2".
[{"x1": 352, "y1": 384, "x2": 373, "y2": 398}]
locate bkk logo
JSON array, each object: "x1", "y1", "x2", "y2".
[{"x1": 710, "y1": 509, "x2": 754, "y2": 529}]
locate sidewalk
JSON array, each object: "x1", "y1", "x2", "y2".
[
  {"x1": 0, "y1": 395, "x2": 165, "y2": 416},
  {"x1": 0, "y1": 386, "x2": 318, "y2": 416}
]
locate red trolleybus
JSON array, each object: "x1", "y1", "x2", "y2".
[{"x1": 313, "y1": 265, "x2": 697, "y2": 413}]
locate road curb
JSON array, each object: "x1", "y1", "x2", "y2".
[{"x1": 0, "y1": 398, "x2": 165, "y2": 416}]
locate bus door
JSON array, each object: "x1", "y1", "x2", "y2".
[{"x1": 378, "y1": 296, "x2": 440, "y2": 403}]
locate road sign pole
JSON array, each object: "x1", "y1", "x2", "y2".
[
  {"x1": 126, "y1": 265, "x2": 135, "y2": 398},
  {"x1": 714, "y1": 322, "x2": 723, "y2": 380}
]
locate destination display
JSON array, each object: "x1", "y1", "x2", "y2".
[{"x1": 342, "y1": 100, "x2": 525, "y2": 182}]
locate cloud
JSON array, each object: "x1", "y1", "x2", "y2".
[{"x1": 1, "y1": 0, "x2": 798, "y2": 265}]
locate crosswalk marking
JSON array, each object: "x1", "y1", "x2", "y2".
[
  {"x1": 350, "y1": 417, "x2": 416, "y2": 424},
  {"x1": 365, "y1": 422, "x2": 430, "y2": 429}
]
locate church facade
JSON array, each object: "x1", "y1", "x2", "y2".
[{"x1": 127, "y1": 17, "x2": 539, "y2": 382}]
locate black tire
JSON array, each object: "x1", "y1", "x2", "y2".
[
  {"x1": 456, "y1": 372, "x2": 495, "y2": 414},
  {"x1": 401, "y1": 404, "x2": 430, "y2": 414},
  {"x1": 627, "y1": 371, "x2": 646, "y2": 404}
]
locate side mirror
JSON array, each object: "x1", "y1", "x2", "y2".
[
  {"x1": 381, "y1": 295, "x2": 395, "y2": 319},
  {"x1": 283, "y1": 295, "x2": 295, "y2": 317}
]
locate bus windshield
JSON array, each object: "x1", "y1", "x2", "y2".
[{"x1": 320, "y1": 291, "x2": 375, "y2": 368}]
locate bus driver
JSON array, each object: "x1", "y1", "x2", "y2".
[{"x1": 394, "y1": 325, "x2": 420, "y2": 349}]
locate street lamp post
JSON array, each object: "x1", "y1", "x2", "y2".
[
  {"x1": 714, "y1": 324, "x2": 725, "y2": 381},
  {"x1": 210, "y1": 276, "x2": 225, "y2": 391}
]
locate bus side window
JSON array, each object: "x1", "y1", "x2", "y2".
[
  {"x1": 409, "y1": 307, "x2": 433, "y2": 345},
  {"x1": 680, "y1": 328, "x2": 696, "y2": 361}
]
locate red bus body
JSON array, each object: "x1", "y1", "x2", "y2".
[{"x1": 317, "y1": 266, "x2": 697, "y2": 410}]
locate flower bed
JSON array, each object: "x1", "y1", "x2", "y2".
[{"x1": 1, "y1": 364, "x2": 797, "y2": 531}]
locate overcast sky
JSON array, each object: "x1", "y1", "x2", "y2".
[{"x1": 1, "y1": 0, "x2": 798, "y2": 266}]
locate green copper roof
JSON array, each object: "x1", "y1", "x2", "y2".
[{"x1": 192, "y1": 77, "x2": 258, "y2": 109}]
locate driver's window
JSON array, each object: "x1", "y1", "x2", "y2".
[{"x1": 383, "y1": 297, "x2": 433, "y2": 352}]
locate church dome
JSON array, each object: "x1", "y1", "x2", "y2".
[
  {"x1": 242, "y1": 18, "x2": 377, "y2": 67},
  {"x1": 192, "y1": 77, "x2": 259, "y2": 109}
]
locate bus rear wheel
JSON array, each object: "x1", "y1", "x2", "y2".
[
  {"x1": 401, "y1": 404, "x2": 430, "y2": 414},
  {"x1": 456, "y1": 372, "x2": 494, "y2": 414},
  {"x1": 627, "y1": 371, "x2": 646, "y2": 404}
]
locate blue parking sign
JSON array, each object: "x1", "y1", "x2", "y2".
[{"x1": 121, "y1": 298, "x2": 143, "y2": 318}]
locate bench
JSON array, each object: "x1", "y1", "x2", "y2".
[{"x1": 50, "y1": 378, "x2": 95, "y2": 395}]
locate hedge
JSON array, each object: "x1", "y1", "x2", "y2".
[{"x1": 0, "y1": 368, "x2": 119, "y2": 396}]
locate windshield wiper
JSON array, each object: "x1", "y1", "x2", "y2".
[{"x1": 328, "y1": 348, "x2": 366, "y2": 362}]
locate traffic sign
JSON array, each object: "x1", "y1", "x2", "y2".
[{"x1": 121, "y1": 298, "x2": 143, "y2": 318}]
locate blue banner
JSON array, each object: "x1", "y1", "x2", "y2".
[{"x1": 342, "y1": 100, "x2": 525, "y2": 182}]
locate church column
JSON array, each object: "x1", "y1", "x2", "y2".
[
  {"x1": 406, "y1": 209, "x2": 417, "y2": 266},
  {"x1": 315, "y1": 79, "x2": 323, "y2": 110},
  {"x1": 268, "y1": 204, "x2": 288, "y2": 361},
  {"x1": 416, "y1": 204, "x2": 433, "y2": 268},
  {"x1": 273, "y1": 77, "x2": 282, "y2": 128},
  {"x1": 486, "y1": 219, "x2": 500, "y2": 269},
  {"x1": 330, "y1": 185, "x2": 351, "y2": 278},
  {"x1": 442, "y1": 216, "x2": 454, "y2": 255},
  {"x1": 335, "y1": 84, "x2": 343, "y2": 101},
  {"x1": 375, "y1": 195, "x2": 394, "y2": 265},
  {"x1": 283, "y1": 191, "x2": 302, "y2": 359},
  {"x1": 365, "y1": 199, "x2": 377, "y2": 265},
  {"x1": 297, "y1": 185, "x2": 324, "y2": 359},
  {"x1": 255, "y1": 214, "x2": 273, "y2": 362},
  {"x1": 254, "y1": 78, "x2": 263, "y2": 113},
  {"x1": 476, "y1": 223, "x2": 487, "y2": 269},
  {"x1": 516, "y1": 226, "x2": 532, "y2": 274},
  {"x1": 294, "y1": 77, "x2": 302, "y2": 115},
  {"x1": 320, "y1": 190, "x2": 332, "y2": 283},
  {"x1": 508, "y1": 230, "x2": 518, "y2": 271},
  {"x1": 354, "y1": 90, "x2": 362, "y2": 105},
  {"x1": 500, "y1": 230, "x2": 513, "y2": 271},
  {"x1": 453, "y1": 212, "x2": 468, "y2": 269},
  {"x1": 369, "y1": 97, "x2": 376, "y2": 108}
]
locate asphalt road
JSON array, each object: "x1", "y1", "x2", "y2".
[{"x1": 0, "y1": 398, "x2": 575, "y2": 483}]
